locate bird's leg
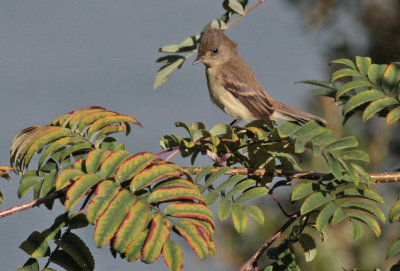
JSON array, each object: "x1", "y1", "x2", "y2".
[{"x1": 229, "y1": 119, "x2": 241, "y2": 126}]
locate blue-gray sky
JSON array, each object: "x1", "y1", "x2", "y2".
[{"x1": 0, "y1": 1, "x2": 326, "y2": 270}]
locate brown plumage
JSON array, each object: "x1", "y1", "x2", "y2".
[{"x1": 193, "y1": 28, "x2": 326, "y2": 128}]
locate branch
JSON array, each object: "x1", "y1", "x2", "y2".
[
  {"x1": 227, "y1": 0, "x2": 268, "y2": 29},
  {"x1": 0, "y1": 188, "x2": 66, "y2": 219},
  {"x1": 183, "y1": 167, "x2": 400, "y2": 183},
  {"x1": 239, "y1": 213, "x2": 299, "y2": 271}
]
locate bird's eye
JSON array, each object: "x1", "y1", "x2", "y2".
[{"x1": 212, "y1": 48, "x2": 219, "y2": 54}]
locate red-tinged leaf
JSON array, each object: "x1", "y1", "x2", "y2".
[
  {"x1": 100, "y1": 150, "x2": 132, "y2": 179},
  {"x1": 198, "y1": 227, "x2": 215, "y2": 256},
  {"x1": 86, "y1": 180, "x2": 119, "y2": 224},
  {"x1": 85, "y1": 149, "x2": 111, "y2": 174},
  {"x1": 113, "y1": 200, "x2": 151, "y2": 253},
  {"x1": 87, "y1": 115, "x2": 142, "y2": 138},
  {"x1": 114, "y1": 152, "x2": 160, "y2": 184},
  {"x1": 74, "y1": 159, "x2": 85, "y2": 171},
  {"x1": 38, "y1": 137, "x2": 87, "y2": 168},
  {"x1": 164, "y1": 202, "x2": 215, "y2": 228},
  {"x1": 94, "y1": 190, "x2": 136, "y2": 247},
  {"x1": 148, "y1": 186, "x2": 205, "y2": 204},
  {"x1": 185, "y1": 218, "x2": 215, "y2": 237},
  {"x1": 51, "y1": 106, "x2": 104, "y2": 126},
  {"x1": 126, "y1": 230, "x2": 149, "y2": 262},
  {"x1": 386, "y1": 106, "x2": 400, "y2": 125},
  {"x1": 142, "y1": 213, "x2": 171, "y2": 264},
  {"x1": 54, "y1": 232, "x2": 94, "y2": 271},
  {"x1": 93, "y1": 125, "x2": 126, "y2": 147},
  {"x1": 75, "y1": 110, "x2": 117, "y2": 133},
  {"x1": 18, "y1": 127, "x2": 74, "y2": 170},
  {"x1": 382, "y1": 62, "x2": 400, "y2": 93},
  {"x1": 154, "y1": 178, "x2": 199, "y2": 192},
  {"x1": 174, "y1": 221, "x2": 208, "y2": 260},
  {"x1": 130, "y1": 163, "x2": 182, "y2": 192},
  {"x1": 55, "y1": 169, "x2": 85, "y2": 190},
  {"x1": 58, "y1": 141, "x2": 93, "y2": 162},
  {"x1": 0, "y1": 166, "x2": 14, "y2": 181},
  {"x1": 163, "y1": 240, "x2": 184, "y2": 271},
  {"x1": 64, "y1": 174, "x2": 102, "y2": 210},
  {"x1": 19, "y1": 231, "x2": 50, "y2": 258}
]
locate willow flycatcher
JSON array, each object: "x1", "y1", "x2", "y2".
[{"x1": 193, "y1": 28, "x2": 326, "y2": 128}]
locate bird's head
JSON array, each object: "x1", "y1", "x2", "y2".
[{"x1": 193, "y1": 28, "x2": 237, "y2": 67}]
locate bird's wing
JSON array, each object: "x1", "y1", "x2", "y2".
[{"x1": 221, "y1": 61, "x2": 274, "y2": 127}]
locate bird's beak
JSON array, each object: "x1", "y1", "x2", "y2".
[{"x1": 192, "y1": 55, "x2": 205, "y2": 65}]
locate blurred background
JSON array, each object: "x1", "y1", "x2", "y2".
[{"x1": 0, "y1": 0, "x2": 399, "y2": 270}]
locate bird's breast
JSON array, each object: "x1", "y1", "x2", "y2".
[{"x1": 205, "y1": 68, "x2": 255, "y2": 122}]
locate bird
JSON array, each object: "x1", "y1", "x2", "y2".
[{"x1": 192, "y1": 28, "x2": 326, "y2": 128}]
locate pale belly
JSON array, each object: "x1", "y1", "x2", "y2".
[{"x1": 206, "y1": 68, "x2": 255, "y2": 122}]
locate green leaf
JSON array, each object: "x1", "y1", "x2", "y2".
[
  {"x1": 244, "y1": 205, "x2": 264, "y2": 224},
  {"x1": 277, "y1": 121, "x2": 301, "y2": 137},
  {"x1": 339, "y1": 150, "x2": 370, "y2": 163},
  {"x1": 130, "y1": 163, "x2": 181, "y2": 192},
  {"x1": 331, "y1": 68, "x2": 361, "y2": 82},
  {"x1": 362, "y1": 97, "x2": 398, "y2": 121},
  {"x1": 113, "y1": 200, "x2": 150, "y2": 253},
  {"x1": 215, "y1": 175, "x2": 246, "y2": 192},
  {"x1": 218, "y1": 197, "x2": 233, "y2": 221},
  {"x1": 387, "y1": 239, "x2": 400, "y2": 259},
  {"x1": 209, "y1": 123, "x2": 233, "y2": 137},
  {"x1": 351, "y1": 220, "x2": 364, "y2": 240},
  {"x1": 204, "y1": 191, "x2": 219, "y2": 206},
  {"x1": 205, "y1": 167, "x2": 230, "y2": 186},
  {"x1": 226, "y1": 179, "x2": 256, "y2": 198},
  {"x1": 316, "y1": 202, "x2": 337, "y2": 232},
  {"x1": 17, "y1": 258, "x2": 39, "y2": 271},
  {"x1": 382, "y1": 62, "x2": 400, "y2": 93},
  {"x1": 356, "y1": 56, "x2": 372, "y2": 76},
  {"x1": 232, "y1": 205, "x2": 247, "y2": 233},
  {"x1": 148, "y1": 186, "x2": 204, "y2": 204},
  {"x1": 343, "y1": 90, "x2": 385, "y2": 115},
  {"x1": 125, "y1": 230, "x2": 148, "y2": 262},
  {"x1": 163, "y1": 240, "x2": 184, "y2": 271},
  {"x1": 386, "y1": 106, "x2": 400, "y2": 125},
  {"x1": 340, "y1": 201, "x2": 385, "y2": 222},
  {"x1": 368, "y1": 63, "x2": 388, "y2": 86},
  {"x1": 99, "y1": 150, "x2": 131, "y2": 179},
  {"x1": 50, "y1": 250, "x2": 83, "y2": 271},
  {"x1": 54, "y1": 232, "x2": 94, "y2": 271},
  {"x1": 323, "y1": 136, "x2": 358, "y2": 153},
  {"x1": 19, "y1": 231, "x2": 50, "y2": 258},
  {"x1": 388, "y1": 200, "x2": 400, "y2": 223},
  {"x1": 85, "y1": 149, "x2": 111, "y2": 174},
  {"x1": 195, "y1": 165, "x2": 214, "y2": 182},
  {"x1": 64, "y1": 174, "x2": 102, "y2": 210},
  {"x1": 301, "y1": 192, "x2": 332, "y2": 214},
  {"x1": 165, "y1": 202, "x2": 214, "y2": 228},
  {"x1": 336, "y1": 80, "x2": 373, "y2": 99},
  {"x1": 154, "y1": 57, "x2": 185, "y2": 89},
  {"x1": 332, "y1": 207, "x2": 346, "y2": 225},
  {"x1": 293, "y1": 121, "x2": 325, "y2": 141},
  {"x1": 347, "y1": 212, "x2": 381, "y2": 237},
  {"x1": 337, "y1": 188, "x2": 384, "y2": 204},
  {"x1": 174, "y1": 221, "x2": 209, "y2": 260},
  {"x1": 142, "y1": 213, "x2": 171, "y2": 264},
  {"x1": 235, "y1": 187, "x2": 269, "y2": 203},
  {"x1": 291, "y1": 183, "x2": 319, "y2": 201},
  {"x1": 86, "y1": 180, "x2": 119, "y2": 224},
  {"x1": 331, "y1": 58, "x2": 357, "y2": 70},
  {"x1": 18, "y1": 179, "x2": 40, "y2": 198},
  {"x1": 299, "y1": 233, "x2": 317, "y2": 262},
  {"x1": 323, "y1": 152, "x2": 342, "y2": 180},
  {"x1": 94, "y1": 190, "x2": 136, "y2": 247}
]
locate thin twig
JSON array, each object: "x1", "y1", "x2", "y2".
[
  {"x1": 165, "y1": 149, "x2": 180, "y2": 161},
  {"x1": 239, "y1": 212, "x2": 299, "y2": 271},
  {"x1": 0, "y1": 188, "x2": 67, "y2": 219},
  {"x1": 269, "y1": 192, "x2": 292, "y2": 217},
  {"x1": 227, "y1": 0, "x2": 268, "y2": 29},
  {"x1": 183, "y1": 167, "x2": 400, "y2": 183}
]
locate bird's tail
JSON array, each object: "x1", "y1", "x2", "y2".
[{"x1": 271, "y1": 101, "x2": 326, "y2": 125}]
